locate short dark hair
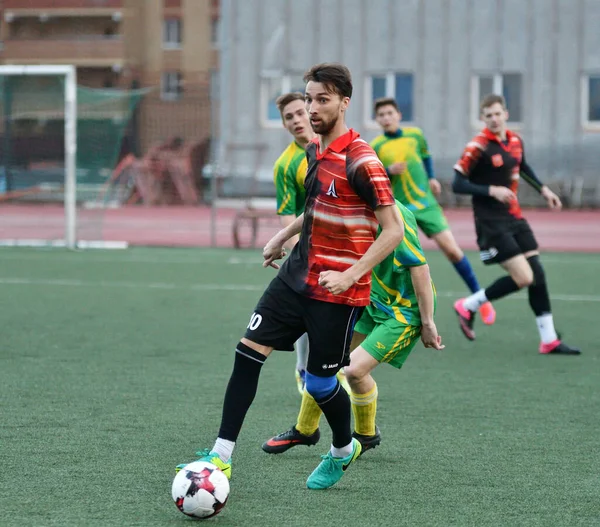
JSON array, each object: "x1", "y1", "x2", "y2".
[
  {"x1": 276, "y1": 92, "x2": 305, "y2": 118},
  {"x1": 480, "y1": 94, "x2": 507, "y2": 112},
  {"x1": 303, "y1": 63, "x2": 353, "y2": 98},
  {"x1": 373, "y1": 97, "x2": 399, "y2": 114}
]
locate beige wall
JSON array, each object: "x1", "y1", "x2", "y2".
[
  {"x1": 183, "y1": 0, "x2": 210, "y2": 77},
  {"x1": 137, "y1": 0, "x2": 214, "y2": 150}
]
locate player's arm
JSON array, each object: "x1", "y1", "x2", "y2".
[
  {"x1": 263, "y1": 213, "x2": 304, "y2": 269},
  {"x1": 409, "y1": 264, "x2": 443, "y2": 350},
  {"x1": 452, "y1": 170, "x2": 492, "y2": 195},
  {"x1": 349, "y1": 204, "x2": 405, "y2": 280},
  {"x1": 279, "y1": 215, "x2": 300, "y2": 249},
  {"x1": 520, "y1": 147, "x2": 562, "y2": 210},
  {"x1": 319, "y1": 204, "x2": 404, "y2": 295},
  {"x1": 416, "y1": 130, "x2": 435, "y2": 179},
  {"x1": 414, "y1": 129, "x2": 441, "y2": 195}
]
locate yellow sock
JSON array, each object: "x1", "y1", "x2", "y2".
[
  {"x1": 296, "y1": 389, "x2": 323, "y2": 436},
  {"x1": 336, "y1": 369, "x2": 351, "y2": 393},
  {"x1": 351, "y1": 382, "x2": 378, "y2": 436}
]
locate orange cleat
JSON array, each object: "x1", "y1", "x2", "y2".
[{"x1": 479, "y1": 302, "x2": 496, "y2": 325}]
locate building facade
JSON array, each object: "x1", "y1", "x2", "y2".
[
  {"x1": 219, "y1": 0, "x2": 600, "y2": 199},
  {"x1": 0, "y1": 0, "x2": 219, "y2": 150}
]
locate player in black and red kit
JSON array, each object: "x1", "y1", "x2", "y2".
[
  {"x1": 452, "y1": 94, "x2": 580, "y2": 355},
  {"x1": 176, "y1": 63, "x2": 404, "y2": 489}
]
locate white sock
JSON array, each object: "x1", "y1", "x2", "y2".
[
  {"x1": 463, "y1": 289, "x2": 488, "y2": 312},
  {"x1": 295, "y1": 333, "x2": 309, "y2": 371},
  {"x1": 536, "y1": 313, "x2": 558, "y2": 344},
  {"x1": 212, "y1": 438, "x2": 235, "y2": 462},
  {"x1": 330, "y1": 442, "x2": 353, "y2": 459}
]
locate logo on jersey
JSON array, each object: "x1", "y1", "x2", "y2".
[
  {"x1": 325, "y1": 180, "x2": 339, "y2": 198},
  {"x1": 322, "y1": 362, "x2": 339, "y2": 370},
  {"x1": 491, "y1": 154, "x2": 504, "y2": 167},
  {"x1": 375, "y1": 342, "x2": 386, "y2": 350}
]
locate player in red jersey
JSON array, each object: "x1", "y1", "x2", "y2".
[
  {"x1": 452, "y1": 94, "x2": 580, "y2": 355},
  {"x1": 176, "y1": 63, "x2": 404, "y2": 489}
]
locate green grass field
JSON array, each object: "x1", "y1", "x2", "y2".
[{"x1": 1, "y1": 247, "x2": 599, "y2": 527}]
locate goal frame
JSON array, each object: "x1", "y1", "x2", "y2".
[{"x1": 0, "y1": 64, "x2": 77, "y2": 249}]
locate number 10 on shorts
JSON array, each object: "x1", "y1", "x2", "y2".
[{"x1": 247, "y1": 313, "x2": 262, "y2": 331}]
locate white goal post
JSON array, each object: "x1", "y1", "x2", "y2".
[{"x1": 0, "y1": 65, "x2": 78, "y2": 249}]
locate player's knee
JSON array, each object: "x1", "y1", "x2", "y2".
[
  {"x1": 434, "y1": 232, "x2": 463, "y2": 262},
  {"x1": 304, "y1": 372, "x2": 338, "y2": 400},
  {"x1": 342, "y1": 365, "x2": 361, "y2": 387},
  {"x1": 343, "y1": 363, "x2": 368, "y2": 388},
  {"x1": 513, "y1": 266, "x2": 534, "y2": 288},
  {"x1": 445, "y1": 246, "x2": 464, "y2": 263},
  {"x1": 527, "y1": 255, "x2": 546, "y2": 286}
]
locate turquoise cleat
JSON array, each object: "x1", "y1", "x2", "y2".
[{"x1": 306, "y1": 438, "x2": 361, "y2": 490}]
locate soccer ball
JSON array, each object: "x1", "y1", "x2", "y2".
[{"x1": 171, "y1": 461, "x2": 230, "y2": 519}]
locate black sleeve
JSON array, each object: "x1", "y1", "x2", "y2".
[
  {"x1": 452, "y1": 170, "x2": 491, "y2": 197},
  {"x1": 520, "y1": 150, "x2": 544, "y2": 193}
]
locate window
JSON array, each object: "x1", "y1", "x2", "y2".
[
  {"x1": 364, "y1": 73, "x2": 414, "y2": 126},
  {"x1": 161, "y1": 72, "x2": 182, "y2": 101},
  {"x1": 260, "y1": 74, "x2": 305, "y2": 126},
  {"x1": 163, "y1": 18, "x2": 182, "y2": 49},
  {"x1": 582, "y1": 74, "x2": 600, "y2": 127},
  {"x1": 472, "y1": 73, "x2": 523, "y2": 125},
  {"x1": 210, "y1": 17, "x2": 219, "y2": 47}
]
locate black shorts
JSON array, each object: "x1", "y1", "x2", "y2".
[
  {"x1": 475, "y1": 217, "x2": 539, "y2": 265},
  {"x1": 244, "y1": 276, "x2": 363, "y2": 377}
]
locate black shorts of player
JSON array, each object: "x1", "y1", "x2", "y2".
[
  {"x1": 476, "y1": 217, "x2": 539, "y2": 265},
  {"x1": 244, "y1": 276, "x2": 363, "y2": 377}
]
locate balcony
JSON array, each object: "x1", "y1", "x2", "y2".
[
  {"x1": 2, "y1": 37, "x2": 127, "y2": 67},
  {"x1": 3, "y1": 0, "x2": 124, "y2": 17}
]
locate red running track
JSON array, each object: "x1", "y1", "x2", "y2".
[{"x1": 0, "y1": 203, "x2": 599, "y2": 252}]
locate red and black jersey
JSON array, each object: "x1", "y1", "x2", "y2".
[
  {"x1": 278, "y1": 128, "x2": 395, "y2": 307},
  {"x1": 454, "y1": 128, "x2": 524, "y2": 220}
]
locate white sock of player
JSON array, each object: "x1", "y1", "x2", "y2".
[
  {"x1": 463, "y1": 289, "x2": 488, "y2": 312},
  {"x1": 330, "y1": 442, "x2": 353, "y2": 459},
  {"x1": 536, "y1": 313, "x2": 558, "y2": 344},
  {"x1": 212, "y1": 438, "x2": 235, "y2": 462},
  {"x1": 295, "y1": 333, "x2": 309, "y2": 371}
]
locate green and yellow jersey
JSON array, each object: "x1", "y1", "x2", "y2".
[
  {"x1": 273, "y1": 141, "x2": 307, "y2": 217},
  {"x1": 370, "y1": 128, "x2": 436, "y2": 212},
  {"x1": 370, "y1": 200, "x2": 435, "y2": 326}
]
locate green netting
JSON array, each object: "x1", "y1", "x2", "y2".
[{"x1": 0, "y1": 75, "x2": 147, "y2": 195}]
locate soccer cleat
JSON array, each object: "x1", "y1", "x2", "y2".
[
  {"x1": 336, "y1": 368, "x2": 351, "y2": 393},
  {"x1": 175, "y1": 449, "x2": 232, "y2": 479},
  {"x1": 306, "y1": 438, "x2": 362, "y2": 490},
  {"x1": 262, "y1": 426, "x2": 321, "y2": 454},
  {"x1": 454, "y1": 299, "x2": 476, "y2": 341},
  {"x1": 352, "y1": 426, "x2": 381, "y2": 456},
  {"x1": 479, "y1": 302, "x2": 496, "y2": 325},
  {"x1": 539, "y1": 340, "x2": 581, "y2": 355},
  {"x1": 295, "y1": 369, "x2": 306, "y2": 396}
]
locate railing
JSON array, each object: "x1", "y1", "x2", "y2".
[
  {"x1": 3, "y1": 0, "x2": 124, "y2": 9},
  {"x1": 2, "y1": 38, "x2": 126, "y2": 64}
]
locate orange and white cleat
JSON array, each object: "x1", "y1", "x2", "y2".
[{"x1": 479, "y1": 302, "x2": 496, "y2": 325}]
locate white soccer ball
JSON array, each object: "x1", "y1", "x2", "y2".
[{"x1": 172, "y1": 461, "x2": 230, "y2": 519}]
